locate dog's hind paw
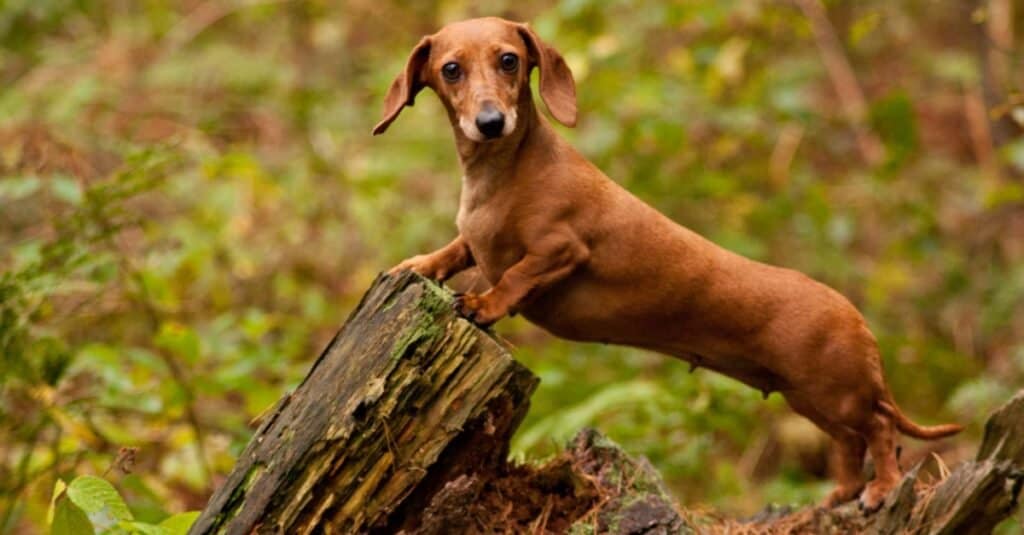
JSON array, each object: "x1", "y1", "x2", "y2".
[
  {"x1": 822, "y1": 485, "x2": 863, "y2": 509},
  {"x1": 857, "y1": 490, "x2": 887, "y2": 514}
]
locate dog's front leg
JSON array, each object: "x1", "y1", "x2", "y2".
[
  {"x1": 454, "y1": 233, "x2": 589, "y2": 326},
  {"x1": 388, "y1": 235, "x2": 475, "y2": 281}
]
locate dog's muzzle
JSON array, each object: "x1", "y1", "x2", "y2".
[{"x1": 475, "y1": 105, "x2": 505, "y2": 139}]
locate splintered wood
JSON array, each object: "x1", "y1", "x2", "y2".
[{"x1": 189, "y1": 272, "x2": 537, "y2": 534}]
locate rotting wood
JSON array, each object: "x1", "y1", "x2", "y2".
[
  {"x1": 406, "y1": 428, "x2": 690, "y2": 535},
  {"x1": 189, "y1": 271, "x2": 538, "y2": 534}
]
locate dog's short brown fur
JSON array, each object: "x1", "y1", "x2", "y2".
[{"x1": 376, "y1": 17, "x2": 962, "y2": 510}]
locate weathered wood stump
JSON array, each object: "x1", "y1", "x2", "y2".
[{"x1": 189, "y1": 271, "x2": 539, "y2": 534}]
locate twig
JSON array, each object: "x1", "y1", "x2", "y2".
[
  {"x1": 0, "y1": 424, "x2": 42, "y2": 531},
  {"x1": 128, "y1": 267, "x2": 214, "y2": 485},
  {"x1": 794, "y1": 0, "x2": 885, "y2": 166},
  {"x1": 529, "y1": 495, "x2": 555, "y2": 534},
  {"x1": 92, "y1": 209, "x2": 214, "y2": 485},
  {"x1": 159, "y1": 0, "x2": 292, "y2": 59},
  {"x1": 984, "y1": 0, "x2": 1013, "y2": 90},
  {"x1": 770, "y1": 124, "x2": 804, "y2": 190},
  {"x1": 965, "y1": 84, "x2": 1001, "y2": 179},
  {"x1": 930, "y1": 452, "x2": 951, "y2": 482}
]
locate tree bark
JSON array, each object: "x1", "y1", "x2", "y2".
[{"x1": 189, "y1": 271, "x2": 538, "y2": 534}]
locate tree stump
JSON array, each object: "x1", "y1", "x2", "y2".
[{"x1": 189, "y1": 271, "x2": 538, "y2": 534}]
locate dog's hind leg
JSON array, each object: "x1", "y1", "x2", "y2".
[
  {"x1": 823, "y1": 433, "x2": 867, "y2": 507},
  {"x1": 783, "y1": 392, "x2": 866, "y2": 507},
  {"x1": 859, "y1": 411, "x2": 901, "y2": 511}
]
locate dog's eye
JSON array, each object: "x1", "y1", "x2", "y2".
[
  {"x1": 441, "y1": 62, "x2": 461, "y2": 82},
  {"x1": 499, "y1": 53, "x2": 518, "y2": 73}
]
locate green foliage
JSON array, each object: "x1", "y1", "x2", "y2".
[
  {"x1": 1, "y1": 0, "x2": 1022, "y2": 531},
  {"x1": 65, "y1": 476, "x2": 133, "y2": 528},
  {"x1": 49, "y1": 476, "x2": 195, "y2": 535},
  {"x1": 870, "y1": 91, "x2": 918, "y2": 168}
]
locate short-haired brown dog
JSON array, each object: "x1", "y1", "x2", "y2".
[{"x1": 376, "y1": 17, "x2": 961, "y2": 511}]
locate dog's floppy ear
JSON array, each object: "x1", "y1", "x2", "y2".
[
  {"x1": 516, "y1": 24, "x2": 577, "y2": 127},
  {"x1": 373, "y1": 36, "x2": 432, "y2": 135}
]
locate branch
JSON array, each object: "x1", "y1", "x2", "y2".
[{"x1": 795, "y1": 0, "x2": 886, "y2": 166}]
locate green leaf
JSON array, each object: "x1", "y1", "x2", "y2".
[
  {"x1": 848, "y1": 9, "x2": 880, "y2": 46},
  {"x1": 159, "y1": 512, "x2": 199, "y2": 535},
  {"x1": 51, "y1": 497, "x2": 94, "y2": 535},
  {"x1": 1003, "y1": 138, "x2": 1024, "y2": 174},
  {"x1": 870, "y1": 91, "x2": 918, "y2": 167},
  {"x1": 65, "y1": 476, "x2": 133, "y2": 527},
  {"x1": 0, "y1": 175, "x2": 41, "y2": 200},
  {"x1": 48, "y1": 479, "x2": 68, "y2": 526},
  {"x1": 154, "y1": 322, "x2": 201, "y2": 364},
  {"x1": 514, "y1": 381, "x2": 667, "y2": 452},
  {"x1": 121, "y1": 521, "x2": 168, "y2": 535},
  {"x1": 51, "y1": 175, "x2": 84, "y2": 205}
]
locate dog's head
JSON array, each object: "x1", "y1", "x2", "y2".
[{"x1": 372, "y1": 17, "x2": 576, "y2": 140}]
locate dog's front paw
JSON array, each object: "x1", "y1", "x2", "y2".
[
  {"x1": 388, "y1": 255, "x2": 446, "y2": 280},
  {"x1": 452, "y1": 292, "x2": 505, "y2": 327}
]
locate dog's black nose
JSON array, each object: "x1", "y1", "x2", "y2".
[{"x1": 475, "y1": 107, "x2": 505, "y2": 139}]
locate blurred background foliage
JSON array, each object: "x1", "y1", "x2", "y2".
[{"x1": 1, "y1": 0, "x2": 1022, "y2": 532}]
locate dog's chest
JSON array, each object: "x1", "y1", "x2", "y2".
[{"x1": 456, "y1": 177, "x2": 524, "y2": 284}]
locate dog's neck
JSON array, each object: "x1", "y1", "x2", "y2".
[{"x1": 448, "y1": 90, "x2": 564, "y2": 222}]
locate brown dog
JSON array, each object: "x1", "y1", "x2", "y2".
[{"x1": 375, "y1": 17, "x2": 961, "y2": 511}]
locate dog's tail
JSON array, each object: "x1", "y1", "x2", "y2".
[{"x1": 878, "y1": 398, "x2": 963, "y2": 440}]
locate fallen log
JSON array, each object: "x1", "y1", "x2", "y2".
[{"x1": 191, "y1": 272, "x2": 1024, "y2": 534}]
